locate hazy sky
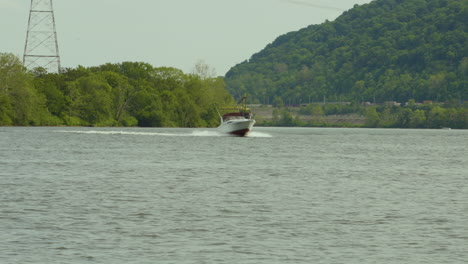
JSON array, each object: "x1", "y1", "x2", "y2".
[{"x1": 1, "y1": 0, "x2": 373, "y2": 75}]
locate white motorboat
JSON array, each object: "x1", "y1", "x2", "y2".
[{"x1": 217, "y1": 97, "x2": 255, "y2": 137}]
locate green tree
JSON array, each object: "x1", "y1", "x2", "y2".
[
  {"x1": 426, "y1": 106, "x2": 448, "y2": 128},
  {"x1": 409, "y1": 109, "x2": 426, "y2": 128},
  {"x1": 277, "y1": 110, "x2": 297, "y2": 126},
  {"x1": 33, "y1": 73, "x2": 68, "y2": 122},
  {"x1": 396, "y1": 108, "x2": 413, "y2": 128},
  {"x1": 272, "y1": 96, "x2": 284, "y2": 108},
  {"x1": 99, "y1": 71, "x2": 135, "y2": 124},
  {"x1": 0, "y1": 92, "x2": 13, "y2": 125},
  {"x1": 365, "y1": 107, "x2": 380, "y2": 127},
  {"x1": 66, "y1": 74, "x2": 114, "y2": 126},
  {"x1": 0, "y1": 53, "x2": 53, "y2": 125}
]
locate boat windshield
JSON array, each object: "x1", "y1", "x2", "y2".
[{"x1": 223, "y1": 113, "x2": 246, "y2": 121}]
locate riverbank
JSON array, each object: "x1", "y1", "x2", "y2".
[
  {"x1": 251, "y1": 105, "x2": 366, "y2": 127},
  {"x1": 249, "y1": 103, "x2": 468, "y2": 129}
]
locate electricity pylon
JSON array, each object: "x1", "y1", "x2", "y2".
[{"x1": 23, "y1": 0, "x2": 61, "y2": 73}]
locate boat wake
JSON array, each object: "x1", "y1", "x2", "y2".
[
  {"x1": 56, "y1": 130, "x2": 223, "y2": 137},
  {"x1": 190, "y1": 131, "x2": 222, "y2": 137},
  {"x1": 55, "y1": 130, "x2": 272, "y2": 138},
  {"x1": 247, "y1": 131, "x2": 273, "y2": 138}
]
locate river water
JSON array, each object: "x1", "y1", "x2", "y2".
[{"x1": 1, "y1": 127, "x2": 467, "y2": 263}]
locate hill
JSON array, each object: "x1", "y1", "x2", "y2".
[{"x1": 225, "y1": 0, "x2": 467, "y2": 105}]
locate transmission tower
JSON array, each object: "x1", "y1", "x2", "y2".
[{"x1": 23, "y1": 0, "x2": 61, "y2": 73}]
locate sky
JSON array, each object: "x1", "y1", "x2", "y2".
[{"x1": 1, "y1": 0, "x2": 373, "y2": 75}]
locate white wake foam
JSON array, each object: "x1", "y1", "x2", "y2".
[
  {"x1": 190, "y1": 130, "x2": 222, "y2": 137},
  {"x1": 56, "y1": 130, "x2": 272, "y2": 138},
  {"x1": 56, "y1": 130, "x2": 222, "y2": 137},
  {"x1": 248, "y1": 131, "x2": 273, "y2": 138}
]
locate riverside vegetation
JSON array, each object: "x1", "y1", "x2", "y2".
[
  {"x1": 252, "y1": 101, "x2": 468, "y2": 129},
  {"x1": 1, "y1": 52, "x2": 466, "y2": 129},
  {"x1": 0, "y1": 53, "x2": 233, "y2": 127}
]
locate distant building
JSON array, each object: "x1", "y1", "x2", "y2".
[
  {"x1": 404, "y1": 101, "x2": 422, "y2": 106},
  {"x1": 384, "y1": 101, "x2": 401, "y2": 106}
]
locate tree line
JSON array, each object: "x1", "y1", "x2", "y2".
[
  {"x1": 261, "y1": 102, "x2": 468, "y2": 129},
  {"x1": 1, "y1": 52, "x2": 466, "y2": 129},
  {"x1": 0, "y1": 53, "x2": 234, "y2": 127}
]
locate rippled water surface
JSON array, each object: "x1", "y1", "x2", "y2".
[{"x1": 1, "y1": 127, "x2": 467, "y2": 263}]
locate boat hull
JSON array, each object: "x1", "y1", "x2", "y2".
[{"x1": 217, "y1": 119, "x2": 255, "y2": 137}]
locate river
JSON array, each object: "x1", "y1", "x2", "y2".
[{"x1": 1, "y1": 127, "x2": 467, "y2": 263}]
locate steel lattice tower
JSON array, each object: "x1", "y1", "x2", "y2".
[{"x1": 23, "y1": 0, "x2": 61, "y2": 73}]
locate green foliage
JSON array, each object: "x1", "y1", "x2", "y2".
[
  {"x1": 264, "y1": 102, "x2": 468, "y2": 128},
  {"x1": 67, "y1": 74, "x2": 115, "y2": 126},
  {"x1": 361, "y1": 103, "x2": 467, "y2": 129},
  {"x1": 0, "y1": 92, "x2": 13, "y2": 125},
  {"x1": 225, "y1": 0, "x2": 467, "y2": 104},
  {"x1": 277, "y1": 110, "x2": 299, "y2": 127},
  {"x1": 272, "y1": 96, "x2": 284, "y2": 108},
  {"x1": 0, "y1": 53, "x2": 54, "y2": 126},
  {"x1": 0, "y1": 54, "x2": 234, "y2": 127},
  {"x1": 365, "y1": 107, "x2": 380, "y2": 127}
]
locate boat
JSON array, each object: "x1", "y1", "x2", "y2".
[{"x1": 217, "y1": 97, "x2": 255, "y2": 137}]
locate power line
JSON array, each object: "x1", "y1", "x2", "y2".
[{"x1": 285, "y1": 0, "x2": 344, "y2": 12}]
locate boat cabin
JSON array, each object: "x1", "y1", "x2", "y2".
[{"x1": 222, "y1": 112, "x2": 252, "y2": 121}]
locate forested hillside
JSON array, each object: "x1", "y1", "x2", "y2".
[
  {"x1": 225, "y1": 0, "x2": 467, "y2": 104},
  {"x1": 0, "y1": 53, "x2": 233, "y2": 127}
]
